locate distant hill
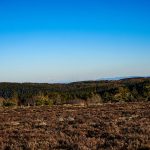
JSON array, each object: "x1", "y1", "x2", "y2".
[
  {"x1": 0, "y1": 77, "x2": 150, "y2": 106},
  {"x1": 98, "y1": 76, "x2": 150, "y2": 81}
]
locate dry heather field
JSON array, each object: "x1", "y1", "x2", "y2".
[{"x1": 0, "y1": 102, "x2": 150, "y2": 150}]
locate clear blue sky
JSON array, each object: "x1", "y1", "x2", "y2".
[{"x1": 0, "y1": 0, "x2": 150, "y2": 83}]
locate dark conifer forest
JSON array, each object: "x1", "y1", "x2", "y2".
[{"x1": 0, "y1": 77, "x2": 150, "y2": 107}]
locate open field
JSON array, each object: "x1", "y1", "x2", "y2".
[{"x1": 0, "y1": 102, "x2": 150, "y2": 150}]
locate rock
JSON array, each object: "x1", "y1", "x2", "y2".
[
  {"x1": 38, "y1": 122, "x2": 47, "y2": 126},
  {"x1": 10, "y1": 121, "x2": 20, "y2": 126},
  {"x1": 58, "y1": 117, "x2": 64, "y2": 122},
  {"x1": 67, "y1": 116, "x2": 75, "y2": 122}
]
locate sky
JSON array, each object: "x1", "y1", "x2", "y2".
[{"x1": 0, "y1": 0, "x2": 150, "y2": 83}]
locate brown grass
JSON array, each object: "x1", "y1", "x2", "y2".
[{"x1": 0, "y1": 102, "x2": 150, "y2": 150}]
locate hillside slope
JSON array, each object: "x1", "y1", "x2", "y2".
[{"x1": 0, "y1": 77, "x2": 150, "y2": 106}]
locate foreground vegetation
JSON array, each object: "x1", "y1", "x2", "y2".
[{"x1": 0, "y1": 102, "x2": 150, "y2": 149}]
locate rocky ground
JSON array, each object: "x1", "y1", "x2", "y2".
[{"x1": 0, "y1": 102, "x2": 150, "y2": 150}]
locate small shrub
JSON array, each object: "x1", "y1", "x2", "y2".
[
  {"x1": 44, "y1": 100, "x2": 53, "y2": 106},
  {"x1": 3, "y1": 101, "x2": 17, "y2": 107},
  {"x1": 35, "y1": 99, "x2": 44, "y2": 106}
]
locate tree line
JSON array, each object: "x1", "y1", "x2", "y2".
[{"x1": 0, "y1": 77, "x2": 150, "y2": 106}]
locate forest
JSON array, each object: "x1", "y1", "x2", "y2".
[{"x1": 0, "y1": 77, "x2": 150, "y2": 107}]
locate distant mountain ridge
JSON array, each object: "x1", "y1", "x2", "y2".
[{"x1": 98, "y1": 76, "x2": 150, "y2": 81}]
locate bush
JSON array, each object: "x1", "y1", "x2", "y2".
[
  {"x1": 3, "y1": 101, "x2": 17, "y2": 107},
  {"x1": 44, "y1": 99, "x2": 53, "y2": 106},
  {"x1": 35, "y1": 99, "x2": 53, "y2": 106},
  {"x1": 35, "y1": 99, "x2": 43, "y2": 106}
]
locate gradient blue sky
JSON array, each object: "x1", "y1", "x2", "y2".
[{"x1": 0, "y1": 0, "x2": 150, "y2": 83}]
